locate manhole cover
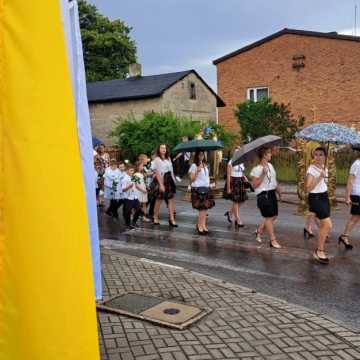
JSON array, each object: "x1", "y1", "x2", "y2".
[
  {"x1": 140, "y1": 301, "x2": 203, "y2": 325},
  {"x1": 163, "y1": 308, "x2": 180, "y2": 315},
  {"x1": 97, "y1": 293, "x2": 211, "y2": 330},
  {"x1": 102, "y1": 293, "x2": 162, "y2": 314}
]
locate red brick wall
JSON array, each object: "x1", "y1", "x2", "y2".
[{"x1": 216, "y1": 34, "x2": 360, "y2": 134}]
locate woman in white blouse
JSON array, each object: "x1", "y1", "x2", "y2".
[
  {"x1": 224, "y1": 145, "x2": 248, "y2": 227},
  {"x1": 152, "y1": 144, "x2": 177, "y2": 227},
  {"x1": 250, "y1": 147, "x2": 282, "y2": 248},
  {"x1": 338, "y1": 150, "x2": 360, "y2": 250},
  {"x1": 189, "y1": 150, "x2": 215, "y2": 235},
  {"x1": 306, "y1": 147, "x2": 332, "y2": 264}
]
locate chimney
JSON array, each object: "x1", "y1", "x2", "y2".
[{"x1": 129, "y1": 63, "x2": 142, "y2": 78}]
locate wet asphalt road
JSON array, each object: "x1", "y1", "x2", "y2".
[{"x1": 99, "y1": 192, "x2": 360, "y2": 332}]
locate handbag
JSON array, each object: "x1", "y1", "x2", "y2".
[{"x1": 197, "y1": 187, "x2": 210, "y2": 200}]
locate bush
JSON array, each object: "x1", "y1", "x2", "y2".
[
  {"x1": 235, "y1": 98, "x2": 304, "y2": 144},
  {"x1": 110, "y1": 112, "x2": 237, "y2": 161}
]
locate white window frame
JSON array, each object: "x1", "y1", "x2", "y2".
[{"x1": 247, "y1": 87, "x2": 269, "y2": 102}]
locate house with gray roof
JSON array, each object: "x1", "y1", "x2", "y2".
[{"x1": 87, "y1": 66, "x2": 225, "y2": 146}]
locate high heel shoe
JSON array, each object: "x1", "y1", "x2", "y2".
[
  {"x1": 313, "y1": 249, "x2": 329, "y2": 264},
  {"x1": 196, "y1": 225, "x2": 205, "y2": 235},
  {"x1": 168, "y1": 220, "x2": 178, "y2": 227},
  {"x1": 235, "y1": 220, "x2": 244, "y2": 228},
  {"x1": 224, "y1": 211, "x2": 232, "y2": 223},
  {"x1": 338, "y1": 235, "x2": 353, "y2": 250},
  {"x1": 303, "y1": 228, "x2": 314, "y2": 239},
  {"x1": 270, "y1": 239, "x2": 282, "y2": 249},
  {"x1": 254, "y1": 229, "x2": 262, "y2": 243}
]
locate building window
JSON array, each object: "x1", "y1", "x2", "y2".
[
  {"x1": 189, "y1": 82, "x2": 196, "y2": 100},
  {"x1": 247, "y1": 87, "x2": 269, "y2": 102}
]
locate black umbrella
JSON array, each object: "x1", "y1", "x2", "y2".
[
  {"x1": 231, "y1": 135, "x2": 282, "y2": 166},
  {"x1": 173, "y1": 139, "x2": 223, "y2": 153}
]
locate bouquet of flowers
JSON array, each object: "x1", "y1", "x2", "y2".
[
  {"x1": 111, "y1": 180, "x2": 118, "y2": 196},
  {"x1": 131, "y1": 175, "x2": 141, "y2": 184}
]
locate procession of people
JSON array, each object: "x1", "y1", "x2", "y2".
[{"x1": 94, "y1": 125, "x2": 360, "y2": 265}]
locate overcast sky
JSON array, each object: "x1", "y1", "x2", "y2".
[{"x1": 88, "y1": 0, "x2": 359, "y2": 89}]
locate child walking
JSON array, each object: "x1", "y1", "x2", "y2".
[{"x1": 122, "y1": 164, "x2": 143, "y2": 230}]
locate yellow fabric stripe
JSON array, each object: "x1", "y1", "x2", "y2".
[{"x1": 0, "y1": 1, "x2": 100, "y2": 359}]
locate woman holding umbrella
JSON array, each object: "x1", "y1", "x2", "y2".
[
  {"x1": 189, "y1": 150, "x2": 215, "y2": 234},
  {"x1": 224, "y1": 145, "x2": 248, "y2": 227},
  {"x1": 306, "y1": 147, "x2": 332, "y2": 263},
  {"x1": 152, "y1": 144, "x2": 178, "y2": 227},
  {"x1": 250, "y1": 147, "x2": 282, "y2": 248}
]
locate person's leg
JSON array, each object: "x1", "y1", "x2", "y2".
[
  {"x1": 265, "y1": 217, "x2": 281, "y2": 248},
  {"x1": 203, "y1": 210, "x2": 209, "y2": 231},
  {"x1": 167, "y1": 198, "x2": 175, "y2": 221},
  {"x1": 132, "y1": 200, "x2": 143, "y2": 225},
  {"x1": 316, "y1": 218, "x2": 332, "y2": 258},
  {"x1": 198, "y1": 210, "x2": 206, "y2": 231},
  {"x1": 153, "y1": 199, "x2": 162, "y2": 223},
  {"x1": 123, "y1": 200, "x2": 131, "y2": 227},
  {"x1": 342, "y1": 215, "x2": 360, "y2": 237},
  {"x1": 148, "y1": 195, "x2": 156, "y2": 218}
]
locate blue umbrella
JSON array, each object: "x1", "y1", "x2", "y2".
[
  {"x1": 295, "y1": 123, "x2": 360, "y2": 145},
  {"x1": 92, "y1": 136, "x2": 103, "y2": 148}
]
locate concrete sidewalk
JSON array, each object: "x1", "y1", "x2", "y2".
[{"x1": 98, "y1": 249, "x2": 360, "y2": 360}]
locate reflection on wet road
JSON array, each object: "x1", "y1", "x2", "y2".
[{"x1": 99, "y1": 195, "x2": 360, "y2": 332}]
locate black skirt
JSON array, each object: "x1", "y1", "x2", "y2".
[
  {"x1": 149, "y1": 172, "x2": 176, "y2": 200},
  {"x1": 350, "y1": 195, "x2": 360, "y2": 215},
  {"x1": 191, "y1": 187, "x2": 215, "y2": 210},
  {"x1": 308, "y1": 191, "x2": 330, "y2": 220},
  {"x1": 223, "y1": 177, "x2": 248, "y2": 203},
  {"x1": 257, "y1": 190, "x2": 278, "y2": 218}
]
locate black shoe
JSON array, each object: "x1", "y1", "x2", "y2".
[
  {"x1": 338, "y1": 235, "x2": 353, "y2": 250},
  {"x1": 169, "y1": 220, "x2": 178, "y2": 227},
  {"x1": 304, "y1": 228, "x2": 314, "y2": 239},
  {"x1": 132, "y1": 222, "x2": 140, "y2": 228},
  {"x1": 224, "y1": 211, "x2": 232, "y2": 223},
  {"x1": 126, "y1": 225, "x2": 136, "y2": 231},
  {"x1": 203, "y1": 228, "x2": 209, "y2": 234},
  {"x1": 235, "y1": 220, "x2": 244, "y2": 228}
]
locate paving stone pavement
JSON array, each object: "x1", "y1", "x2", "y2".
[{"x1": 98, "y1": 249, "x2": 360, "y2": 360}]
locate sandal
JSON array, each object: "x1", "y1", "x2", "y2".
[{"x1": 338, "y1": 235, "x2": 353, "y2": 250}]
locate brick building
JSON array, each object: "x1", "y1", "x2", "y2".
[
  {"x1": 213, "y1": 28, "x2": 360, "y2": 132},
  {"x1": 87, "y1": 67, "x2": 225, "y2": 146}
]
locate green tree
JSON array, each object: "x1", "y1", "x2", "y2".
[
  {"x1": 110, "y1": 112, "x2": 235, "y2": 161},
  {"x1": 235, "y1": 98, "x2": 304, "y2": 144},
  {"x1": 78, "y1": 0, "x2": 137, "y2": 81}
]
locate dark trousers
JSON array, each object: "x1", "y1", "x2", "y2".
[
  {"x1": 123, "y1": 199, "x2": 142, "y2": 226},
  {"x1": 106, "y1": 199, "x2": 124, "y2": 218},
  {"x1": 148, "y1": 195, "x2": 156, "y2": 217}
]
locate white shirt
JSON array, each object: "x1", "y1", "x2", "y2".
[
  {"x1": 154, "y1": 157, "x2": 175, "y2": 180},
  {"x1": 228, "y1": 160, "x2": 245, "y2": 178},
  {"x1": 122, "y1": 174, "x2": 138, "y2": 200},
  {"x1": 306, "y1": 164, "x2": 328, "y2": 193},
  {"x1": 250, "y1": 163, "x2": 278, "y2": 195},
  {"x1": 189, "y1": 163, "x2": 210, "y2": 187},
  {"x1": 103, "y1": 167, "x2": 123, "y2": 199},
  {"x1": 349, "y1": 159, "x2": 360, "y2": 196},
  {"x1": 133, "y1": 172, "x2": 147, "y2": 199}
]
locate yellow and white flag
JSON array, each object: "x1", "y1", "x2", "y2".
[{"x1": 0, "y1": 0, "x2": 100, "y2": 359}]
